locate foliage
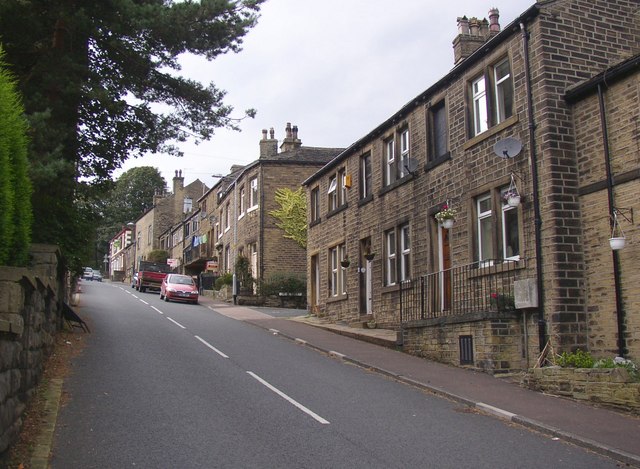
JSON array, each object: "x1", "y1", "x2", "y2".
[
  {"x1": 555, "y1": 349, "x2": 595, "y2": 369},
  {"x1": 234, "y1": 255, "x2": 253, "y2": 289},
  {"x1": 489, "y1": 292, "x2": 515, "y2": 311},
  {"x1": 0, "y1": 47, "x2": 32, "y2": 266},
  {"x1": 215, "y1": 272, "x2": 233, "y2": 290},
  {"x1": 147, "y1": 250, "x2": 168, "y2": 264},
  {"x1": 0, "y1": 0, "x2": 264, "y2": 264},
  {"x1": 269, "y1": 187, "x2": 307, "y2": 248},
  {"x1": 259, "y1": 273, "x2": 306, "y2": 297},
  {"x1": 434, "y1": 204, "x2": 457, "y2": 222},
  {"x1": 594, "y1": 357, "x2": 639, "y2": 381},
  {"x1": 97, "y1": 166, "x2": 166, "y2": 253}
]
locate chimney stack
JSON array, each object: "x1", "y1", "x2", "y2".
[
  {"x1": 259, "y1": 127, "x2": 278, "y2": 158},
  {"x1": 280, "y1": 122, "x2": 302, "y2": 152},
  {"x1": 173, "y1": 169, "x2": 184, "y2": 193},
  {"x1": 452, "y1": 9, "x2": 500, "y2": 65}
]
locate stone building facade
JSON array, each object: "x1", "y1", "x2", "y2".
[
  {"x1": 132, "y1": 171, "x2": 207, "y2": 275},
  {"x1": 304, "y1": 0, "x2": 640, "y2": 373},
  {"x1": 188, "y1": 124, "x2": 343, "y2": 300}
]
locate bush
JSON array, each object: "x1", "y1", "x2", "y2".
[
  {"x1": 214, "y1": 272, "x2": 233, "y2": 290},
  {"x1": 594, "y1": 357, "x2": 639, "y2": 381},
  {"x1": 555, "y1": 349, "x2": 594, "y2": 368},
  {"x1": 259, "y1": 273, "x2": 306, "y2": 297},
  {"x1": 0, "y1": 47, "x2": 32, "y2": 266}
]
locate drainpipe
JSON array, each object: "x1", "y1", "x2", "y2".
[
  {"x1": 521, "y1": 21, "x2": 546, "y2": 353},
  {"x1": 597, "y1": 83, "x2": 627, "y2": 357}
]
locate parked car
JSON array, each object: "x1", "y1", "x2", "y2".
[
  {"x1": 160, "y1": 274, "x2": 199, "y2": 304},
  {"x1": 136, "y1": 260, "x2": 171, "y2": 292},
  {"x1": 131, "y1": 272, "x2": 138, "y2": 288},
  {"x1": 92, "y1": 271, "x2": 103, "y2": 282},
  {"x1": 82, "y1": 267, "x2": 94, "y2": 280}
]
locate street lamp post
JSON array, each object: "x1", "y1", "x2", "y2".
[{"x1": 103, "y1": 253, "x2": 109, "y2": 279}]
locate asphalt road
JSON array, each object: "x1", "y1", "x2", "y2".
[{"x1": 51, "y1": 281, "x2": 619, "y2": 468}]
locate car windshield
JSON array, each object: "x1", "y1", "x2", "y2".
[{"x1": 170, "y1": 276, "x2": 194, "y2": 285}]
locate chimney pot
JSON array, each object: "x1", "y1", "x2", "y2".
[
  {"x1": 269, "y1": 127, "x2": 275, "y2": 139},
  {"x1": 489, "y1": 8, "x2": 500, "y2": 32},
  {"x1": 262, "y1": 129, "x2": 268, "y2": 140}
]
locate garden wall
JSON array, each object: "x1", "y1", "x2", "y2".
[
  {"x1": 523, "y1": 367, "x2": 640, "y2": 413},
  {"x1": 0, "y1": 245, "x2": 67, "y2": 457}
]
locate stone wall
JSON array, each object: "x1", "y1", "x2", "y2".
[
  {"x1": 0, "y1": 245, "x2": 66, "y2": 457},
  {"x1": 524, "y1": 367, "x2": 640, "y2": 413}
]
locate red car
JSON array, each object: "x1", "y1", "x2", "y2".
[{"x1": 160, "y1": 274, "x2": 199, "y2": 304}]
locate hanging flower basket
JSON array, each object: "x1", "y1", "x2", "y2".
[
  {"x1": 341, "y1": 257, "x2": 351, "y2": 268},
  {"x1": 503, "y1": 174, "x2": 521, "y2": 208},
  {"x1": 435, "y1": 204, "x2": 457, "y2": 227},
  {"x1": 609, "y1": 210, "x2": 626, "y2": 251},
  {"x1": 610, "y1": 237, "x2": 626, "y2": 250},
  {"x1": 364, "y1": 252, "x2": 376, "y2": 261}
]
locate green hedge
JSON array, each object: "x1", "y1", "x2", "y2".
[{"x1": 0, "y1": 46, "x2": 32, "y2": 266}]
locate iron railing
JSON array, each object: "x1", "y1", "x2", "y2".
[{"x1": 399, "y1": 259, "x2": 524, "y2": 323}]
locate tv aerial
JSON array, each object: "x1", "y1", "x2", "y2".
[{"x1": 493, "y1": 137, "x2": 522, "y2": 159}]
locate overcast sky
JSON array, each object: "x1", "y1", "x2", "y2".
[{"x1": 115, "y1": 0, "x2": 535, "y2": 189}]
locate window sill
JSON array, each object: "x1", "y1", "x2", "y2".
[
  {"x1": 463, "y1": 115, "x2": 519, "y2": 151},
  {"x1": 327, "y1": 294, "x2": 348, "y2": 304},
  {"x1": 425, "y1": 152, "x2": 451, "y2": 171},
  {"x1": 381, "y1": 283, "x2": 400, "y2": 294},
  {"x1": 378, "y1": 173, "x2": 414, "y2": 197},
  {"x1": 309, "y1": 218, "x2": 322, "y2": 228},
  {"x1": 358, "y1": 194, "x2": 373, "y2": 207},
  {"x1": 247, "y1": 205, "x2": 259, "y2": 213},
  {"x1": 468, "y1": 259, "x2": 524, "y2": 278},
  {"x1": 326, "y1": 203, "x2": 348, "y2": 219}
]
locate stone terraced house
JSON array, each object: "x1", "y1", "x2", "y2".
[
  {"x1": 184, "y1": 124, "x2": 344, "y2": 303},
  {"x1": 303, "y1": 0, "x2": 640, "y2": 373}
]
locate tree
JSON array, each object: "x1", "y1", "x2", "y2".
[
  {"x1": 0, "y1": 0, "x2": 264, "y2": 265},
  {"x1": 0, "y1": 47, "x2": 32, "y2": 266},
  {"x1": 269, "y1": 187, "x2": 307, "y2": 248}
]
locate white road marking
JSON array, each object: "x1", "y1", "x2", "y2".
[
  {"x1": 194, "y1": 336, "x2": 229, "y2": 359},
  {"x1": 167, "y1": 317, "x2": 186, "y2": 329},
  {"x1": 139, "y1": 299, "x2": 149, "y2": 305},
  {"x1": 246, "y1": 371, "x2": 330, "y2": 425},
  {"x1": 132, "y1": 295, "x2": 139, "y2": 299},
  {"x1": 151, "y1": 306, "x2": 163, "y2": 315}
]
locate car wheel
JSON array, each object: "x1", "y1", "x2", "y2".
[{"x1": 140, "y1": 286, "x2": 146, "y2": 293}]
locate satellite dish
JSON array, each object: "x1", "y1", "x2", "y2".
[
  {"x1": 404, "y1": 158, "x2": 419, "y2": 175},
  {"x1": 493, "y1": 137, "x2": 522, "y2": 159}
]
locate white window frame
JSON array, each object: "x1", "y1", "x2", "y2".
[
  {"x1": 500, "y1": 188, "x2": 521, "y2": 261},
  {"x1": 399, "y1": 129, "x2": 409, "y2": 178},
  {"x1": 329, "y1": 244, "x2": 347, "y2": 297},
  {"x1": 494, "y1": 58, "x2": 513, "y2": 124},
  {"x1": 477, "y1": 194, "x2": 494, "y2": 265},
  {"x1": 472, "y1": 75, "x2": 488, "y2": 136},
  {"x1": 239, "y1": 187, "x2": 246, "y2": 218},
  {"x1": 224, "y1": 202, "x2": 231, "y2": 232},
  {"x1": 385, "y1": 230, "x2": 397, "y2": 286},
  {"x1": 328, "y1": 176, "x2": 338, "y2": 211},
  {"x1": 249, "y1": 177, "x2": 258, "y2": 210},
  {"x1": 384, "y1": 138, "x2": 395, "y2": 186},
  {"x1": 400, "y1": 224, "x2": 410, "y2": 281}
]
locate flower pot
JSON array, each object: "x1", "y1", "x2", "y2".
[
  {"x1": 440, "y1": 218, "x2": 454, "y2": 229},
  {"x1": 507, "y1": 195, "x2": 521, "y2": 208},
  {"x1": 340, "y1": 260, "x2": 351, "y2": 268},
  {"x1": 364, "y1": 253, "x2": 376, "y2": 261},
  {"x1": 609, "y1": 237, "x2": 626, "y2": 250}
]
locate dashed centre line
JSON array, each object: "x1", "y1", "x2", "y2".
[
  {"x1": 167, "y1": 317, "x2": 186, "y2": 329},
  {"x1": 195, "y1": 335, "x2": 229, "y2": 358},
  {"x1": 247, "y1": 371, "x2": 330, "y2": 425}
]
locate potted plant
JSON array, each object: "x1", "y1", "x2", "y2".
[
  {"x1": 609, "y1": 211, "x2": 626, "y2": 250},
  {"x1": 490, "y1": 292, "x2": 515, "y2": 311},
  {"x1": 341, "y1": 255, "x2": 351, "y2": 268},
  {"x1": 435, "y1": 204, "x2": 457, "y2": 229},
  {"x1": 503, "y1": 174, "x2": 522, "y2": 208},
  {"x1": 503, "y1": 189, "x2": 521, "y2": 208}
]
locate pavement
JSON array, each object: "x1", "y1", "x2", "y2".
[{"x1": 30, "y1": 290, "x2": 640, "y2": 468}]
